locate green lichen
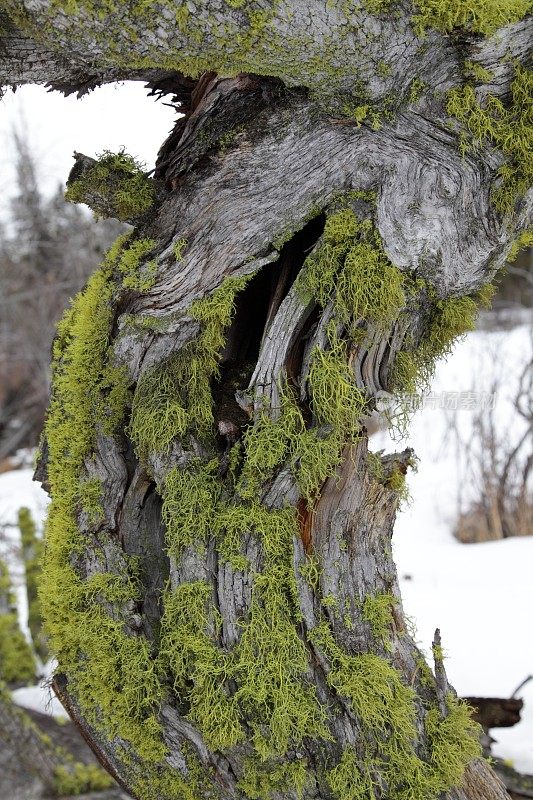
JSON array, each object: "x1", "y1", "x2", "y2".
[
  {"x1": 77, "y1": 477, "x2": 104, "y2": 524},
  {"x1": 362, "y1": 592, "x2": 397, "y2": 641},
  {"x1": 173, "y1": 237, "x2": 188, "y2": 261},
  {"x1": 367, "y1": 451, "x2": 385, "y2": 482},
  {"x1": 412, "y1": 0, "x2": 531, "y2": 36},
  {"x1": 394, "y1": 290, "x2": 489, "y2": 398},
  {"x1": 312, "y1": 620, "x2": 481, "y2": 799},
  {"x1": 39, "y1": 240, "x2": 165, "y2": 763},
  {"x1": 308, "y1": 334, "x2": 368, "y2": 438},
  {"x1": 322, "y1": 593, "x2": 339, "y2": 610},
  {"x1": 239, "y1": 758, "x2": 309, "y2": 800},
  {"x1": 299, "y1": 554, "x2": 321, "y2": 590},
  {"x1": 133, "y1": 744, "x2": 221, "y2": 800},
  {"x1": 118, "y1": 237, "x2": 158, "y2": 291},
  {"x1": 507, "y1": 227, "x2": 533, "y2": 262},
  {"x1": 464, "y1": 60, "x2": 494, "y2": 84},
  {"x1": 230, "y1": 506, "x2": 331, "y2": 760},
  {"x1": 447, "y1": 63, "x2": 532, "y2": 215},
  {"x1": 130, "y1": 273, "x2": 251, "y2": 459},
  {"x1": 326, "y1": 748, "x2": 374, "y2": 800},
  {"x1": 425, "y1": 694, "x2": 482, "y2": 794},
  {"x1": 65, "y1": 149, "x2": 155, "y2": 222},
  {"x1": 234, "y1": 386, "x2": 345, "y2": 504},
  {"x1": 408, "y1": 77, "x2": 426, "y2": 103},
  {"x1": 159, "y1": 505, "x2": 330, "y2": 764},
  {"x1": 298, "y1": 208, "x2": 406, "y2": 332},
  {"x1": 159, "y1": 581, "x2": 243, "y2": 752},
  {"x1": 162, "y1": 460, "x2": 221, "y2": 561}
]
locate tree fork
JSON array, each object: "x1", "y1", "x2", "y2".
[{"x1": 2, "y1": 3, "x2": 531, "y2": 799}]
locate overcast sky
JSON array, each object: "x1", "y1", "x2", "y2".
[{"x1": 0, "y1": 82, "x2": 178, "y2": 219}]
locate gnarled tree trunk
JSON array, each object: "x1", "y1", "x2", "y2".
[{"x1": 2, "y1": 2, "x2": 531, "y2": 799}]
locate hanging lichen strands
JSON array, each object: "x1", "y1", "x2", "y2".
[
  {"x1": 446, "y1": 62, "x2": 532, "y2": 216},
  {"x1": 38, "y1": 193, "x2": 487, "y2": 797},
  {"x1": 38, "y1": 239, "x2": 167, "y2": 765}
]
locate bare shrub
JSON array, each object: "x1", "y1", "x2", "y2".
[{"x1": 453, "y1": 333, "x2": 532, "y2": 543}]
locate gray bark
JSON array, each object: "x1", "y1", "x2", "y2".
[{"x1": 2, "y1": 3, "x2": 531, "y2": 799}]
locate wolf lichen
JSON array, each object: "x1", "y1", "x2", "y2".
[
  {"x1": 412, "y1": 0, "x2": 531, "y2": 35},
  {"x1": 447, "y1": 63, "x2": 532, "y2": 215},
  {"x1": 39, "y1": 241, "x2": 166, "y2": 764},
  {"x1": 162, "y1": 461, "x2": 221, "y2": 561},
  {"x1": 239, "y1": 758, "x2": 309, "y2": 800},
  {"x1": 425, "y1": 694, "x2": 482, "y2": 793},
  {"x1": 65, "y1": 149, "x2": 155, "y2": 222},
  {"x1": 298, "y1": 208, "x2": 406, "y2": 331},
  {"x1": 362, "y1": 592, "x2": 397, "y2": 641},
  {"x1": 130, "y1": 274, "x2": 251, "y2": 459},
  {"x1": 507, "y1": 228, "x2": 533, "y2": 262},
  {"x1": 229, "y1": 506, "x2": 331, "y2": 760},
  {"x1": 464, "y1": 60, "x2": 494, "y2": 84},
  {"x1": 159, "y1": 581, "x2": 244, "y2": 752},
  {"x1": 308, "y1": 335, "x2": 368, "y2": 437},
  {"x1": 326, "y1": 747, "x2": 374, "y2": 800},
  {"x1": 312, "y1": 620, "x2": 481, "y2": 799},
  {"x1": 118, "y1": 237, "x2": 158, "y2": 291},
  {"x1": 173, "y1": 237, "x2": 188, "y2": 261},
  {"x1": 394, "y1": 289, "x2": 492, "y2": 398}
]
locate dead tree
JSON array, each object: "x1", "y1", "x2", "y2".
[{"x1": 1, "y1": 3, "x2": 531, "y2": 799}]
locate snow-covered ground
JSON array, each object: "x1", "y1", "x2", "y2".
[{"x1": 2, "y1": 322, "x2": 532, "y2": 768}]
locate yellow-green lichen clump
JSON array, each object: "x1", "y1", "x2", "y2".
[
  {"x1": 39, "y1": 201, "x2": 484, "y2": 797},
  {"x1": 413, "y1": 0, "x2": 531, "y2": 35},
  {"x1": 448, "y1": 63, "x2": 532, "y2": 216},
  {"x1": 65, "y1": 150, "x2": 155, "y2": 222}
]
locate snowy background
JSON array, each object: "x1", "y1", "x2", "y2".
[{"x1": 1, "y1": 83, "x2": 532, "y2": 774}]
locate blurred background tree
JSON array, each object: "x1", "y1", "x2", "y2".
[{"x1": 0, "y1": 128, "x2": 125, "y2": 464}]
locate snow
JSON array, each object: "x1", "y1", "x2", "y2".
[
  {"x1": 12, "y1": 674, "x2": 67, "y2": 719},
  {"x1": 1, "y1": 323, "x2": 532, "y2": 768}
]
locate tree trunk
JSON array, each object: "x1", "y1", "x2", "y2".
[{"x1": 2, "y1": 3, "x2": 531, "y2": 799}]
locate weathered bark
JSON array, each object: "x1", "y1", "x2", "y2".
[{"x1": 2, "y1": 3, "x2": 531, "y2": 800}]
